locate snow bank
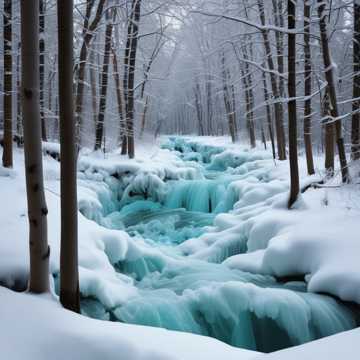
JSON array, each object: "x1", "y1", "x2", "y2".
[
  {"x1": 0, "y1": 287, "x2": 256, "y2": 360},
  {"x1": 255, "y1": 327, "x2": 360, "y2": 360},
  {"x1": 225, "y1": 188, "x2": 360, "y2": 304}
]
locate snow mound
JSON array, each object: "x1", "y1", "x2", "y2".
[{"x1": 0, "y1": 287, "x2": 256, "y2": 360}]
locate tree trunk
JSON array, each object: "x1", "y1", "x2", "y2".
[
  {"x1": 318, "y1": 0, "x2": 349, "y2": 182},
  {"x1": 303, "y1": 1, "x2": 315, "y2": 175},
  {"x1": 221, "y1": 52, "x2": 237, "y2": 143},
  {"x1": 2, "y1": 0, "x2": 13, "y2": 167},
  {"x1": 241, "y1": 43, "x2": 256, "y2": 148},
  {"x1": 39, "y1": 0, "x2": 47, "y2": 141},
  {"x1": 57, "y1": 0, "x2": 80, "y2": 313},
  {"x1": 262, "y1": 71, "x2": 276, "y2": 159},
  {"x1": 257, "y1": 0, "x2": 286, "y2": 160},
  {"x1": 323, "y1": 89, "x2": 335, "y2": 175},
  {"x1": 75, "y1": 0, "x2": 105, "y2": 147},
  {"x1": 21, "y1": 0, "x2": 50, "y2": 294},
  {"x1": 140, "y1": 95, "x2": 149, "y2": 138},
  {"x1": 89, "y1": 47, "x2": 98, "y2": 130},
  {"x1": 111, "y1": 47, "x2": 126, "y2": 148},
  {"x1": 352, "y1": 1, "x2": 360, "y2": 160},
  {"x1": 194, "y1": 81, "x2": 205, "y2": 136},
  {"x1": 16, "y1": 42, "x2": 23, "y2": 147},
  {"x1": 125, "y1": 0, "x2": 142, "y2": 158},
  {"x1": 95, "y1": 11, "x2": 114, "y2": 151},
  {"x1": 272, "y1": 0, "x2": 285, "y2": 100},
  {"x1": 287, "y1": 0, "x2": 300, "y2": 209}
]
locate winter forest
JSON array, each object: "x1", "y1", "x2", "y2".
[{"x1": 1, "y1": 0, "x2": 360, "y2": 359}]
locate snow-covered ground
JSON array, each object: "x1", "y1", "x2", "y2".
[{"x1": 0, "y1": 136, "x2": 359, "y2": 359}]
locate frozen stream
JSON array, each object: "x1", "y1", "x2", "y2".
[{"x1": 79, "y1": 137, "x2": 359, "y2": 353}]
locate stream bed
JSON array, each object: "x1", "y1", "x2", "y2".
[{"x1": 79, "y1": 137, "x2": 359, "y2": 353}]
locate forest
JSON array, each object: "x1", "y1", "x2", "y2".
[{"x1": 0, "y1": 1, "x2": 360, "y2": 359}]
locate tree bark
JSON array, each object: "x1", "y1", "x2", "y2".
[
  {"x1": 2, "y1": 0, "x2": 13, "y2": 167},
  {"x1": 39, "y1": 0, "x2": 47, "y2": 141},
  {"x1": 323, "y1": 89, "x2": 335, "y2": 175},
  {"x1": 287, "y1": 0, "x2": 300, "y2": 209},
  {"x1": 352, "y1": 1, "x2": 360, "y2": 160},
  {"x1": 75, "y1": 0, "x2": 105, "y2": 147},
  {"x1": 95, "y1": 10, "x2": 114, "y2": 151},
  {"x1": 140, "y1": 95, "x2": 149, "y2": 138},
  {"x1": 242, "y1": 45, "x2": 256, "y2": 148},
  {"x1": 221, "y1": 51, "x2": 237, "y2": 143},
  {"x1": 303, "y1": 1, "x2": 315, "y2": 175},
  {"x1": 57, "y1": 0, "x2": 80, "y2": 313},
  {"x1": 272, "y1": 0, "x2": 285, "y2": 100},
  {"x1": 16, "y1": 42, "x2": 23, "y2": 147},
  {"x1": 111, "y1": 47, "x2": 126, "y2": 148},
  {"x1": 318, "y1": 0, "x2": 349, "y2": 182},
  {"x1": 89, "y1": 47, "x2": 98, "y2": 130},
  {"x1": 194, "y1": 81, "x2": 205, "y2": 136},
  {"x1": 257, "y1": 0, "x2": 286, "y2": 160},
  {"x1": 125, "y1": 0, "x2": 142, "y2": 158},
  {"x1": 21, "y1": 0, "x2": 50, "y2": 294},
  {"x1": 262, "y1": 70, "x2": 276, "y2": 159}
]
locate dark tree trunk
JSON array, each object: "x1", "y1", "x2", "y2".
[
  {"x1": 21, "y1": 0, "x2": 50, "y2": 293},
  {"x1": 89, "y1": 48, "x2": 98, "y2": 129},
  {"x1": 58, "y1": 0, "x2": 80, "y2": 313},
  {"x1": 2, "y1": 0, "x2": 13, "y2": 167},
  {"x1": 16, "y1": 42, "x2": 23, "y2": 147},
  {"x1": 75, "y1": 0, "x2": 105, "y2": 147},
  {"x1": 194, "y1": 82, "x2": 205, "y2": 136},
  {"x1": 287, "y1": 0, "x2": 300, "y2": 209},
  {"x1": 323, "y1": 90, "x2": 335, "y2": 175},
  {"x1": 272, "y1": 0, "x2": 285, "y2": 99},
  {"x1": 221, "y1": 52, "x2": 237, "y2": 143},
  {"x1": 262, "y1": 71, "x2": 276, "y2": 159},
  {"x1": 140, "y1": 95, "x2": 149, "y2": 138},
  {"x1": 121, "y1": 6, "x2": 132, "y2": 155},
  {"x1": 241, "y1": 44, "x2": 256, "y2": 148},
  {"x1": 39, "y1": 0, "x2": 47, "y2": 141},
  {"x1": 257, "y1": 0, "x2": 286, "y2": 160},
  {"x1": 303, "y1": 1, "x2": 315, "y2": 175},
  {"x1": 318, "y1": 0, "x2": 349, "y2": 182},
  {"x1": 125, "y1": 0, "x2": 142, "y2": 158},
  {"x1": 95, "y1": 11, "x2": 114, "y2": 151},
  {"x1": 111, "y1": 47, "x2": 126, "y2": 148},
  {"x1": 352, "y1": 1, "x2": 360, "y2": 160}
]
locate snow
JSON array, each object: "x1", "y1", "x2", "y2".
[
  {"x1": 0, "y1": 286, "x2": 256, "y2": 360},
  {"x1": 1, "y1": 136, "x2": 360, "y2": 358},
  {"x1": 254, "y1": 328, "x2": 360, "y2": 360},
  {"x1": 223, "y1": 186, "x2": 360, "y2": 304}
]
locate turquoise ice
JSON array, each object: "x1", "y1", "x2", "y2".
[{"x1": 78, "y1": 137, "x2": 359, "y2": 353}]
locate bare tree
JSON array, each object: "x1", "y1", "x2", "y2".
[
  {"x1": 262, "y1": 70, "x2": 276, "y2": 159},
  {"x1": 95, "y1": 9, "x2": 114, "y2": 151},
  {"x1": 39, "y1": 0, "x2": 47, "y2": 141},
  {"x1": 111, "y1": 47, "x2": 126, "y2": 147},
  {"x1": 2, "y1": 0, "x2": 13, "y2": 168},
  {"x1": 58, "y1": 0, "x2": 80, "y2": 313},
  {"x1": 124, "y1": 0, "x2": 142, "y2": 159},
  {"x1": 221, "y1": 50, "x2": 237, "y2": 143},
  {"x1": 287, "y1": 0, "x2": 299, "y2": 208},
  {"x1": 352, "y1": 0, "x2": 360, "y2": 161},
  {"x1": 75, "y1": 0, "x2": 106, "y2": 146},
  {"x1": 303, "y1": 0, "x2": 315, "y2": 175},
  {"x1": 318, "y1": 0, "x2": 349, "y2": 182},
  {"x1": 257, "y1": 0, "x2": 286, "y2": 160},
  {"x1": 21, "y1": 0, "x2": 50, "y2": 293}
]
